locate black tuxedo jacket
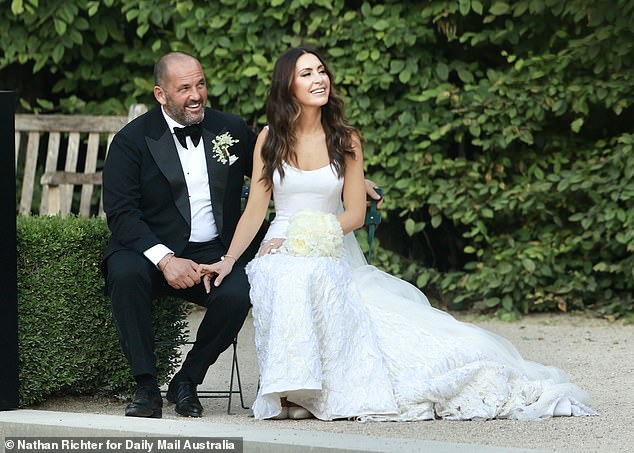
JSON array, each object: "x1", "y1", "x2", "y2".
[{"x1": 102, "y1": 106, "x2": 257, "y2": 271}]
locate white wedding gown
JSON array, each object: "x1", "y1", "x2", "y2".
[{"x1": 245, "y1": 163, "x2": 596, "y2": 421}]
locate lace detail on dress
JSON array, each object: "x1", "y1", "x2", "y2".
[{"x1": 247, "y1": 252, "x2": 398, "y2": 420}]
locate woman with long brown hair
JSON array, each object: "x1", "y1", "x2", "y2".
[{"x1": 200, "y1": 46, "x2": 595, "y2": 422}]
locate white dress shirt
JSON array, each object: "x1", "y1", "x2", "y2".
[{"x1": 143, "y1": 107, "x2": 219, "y2": 267}]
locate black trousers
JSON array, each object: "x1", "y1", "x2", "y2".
[{"x1": 106, "y1": 239, "x2": 251, "y2": 385}]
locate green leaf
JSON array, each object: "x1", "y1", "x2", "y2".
[
  {"x1": 469, "y1": 125, "x2": 481, "y2": 137},
  {"x1": 459, "y1": 0, "x2": 471, "y2": 16},
  {"x1": 217, "y1": 37, "x2": 231, "y2": 48},
  {"x1": 593, "y1": 262, "x2": 607, "y2": 272},
  {"x1": 513, "y1": 0, "x2": 528, "y2": 16},
  {"x1": 390, "y1": 59, "x2": 405, "y2": 73},
  {"x1": 484, "y1": 297, "x2": 501, "y2": 307},
  {"x1": 95, "y1": 24, "x2": 107, "y2": 44},
  {"x1": 136, "y1": 24, "x2": 149, "y2": 38},
  {"x1": 472, "y1": 0, "x2": 484, "y2": 14},
  {"x1": 498, "y1": 262, "x2": 513, "y2": 274},
  {"x1": 151, "y1": 39, "x2": 162, "y2": 52},
  {"x1": 399, "y1": 69, "x2": 411, "y2": 84},
  {"x1": 36, "y1": 98, "x2": 54, "y2": 110},
  {"x1": 435, "y1": 62, "x2": 449, "y2": 81},
  {"x1": 431, "y1": 215, "x2": 442, "y2": 228},
  {"x1": 502, "y1": 295, "x2": 514, "y2": 311},
  {"x1": 87, "y1": 2, "x2": 99, "y2": 16},
  {"x1": 522, "y1": 258, "x2": 536, "y2": 273},
  {"x1": 210, "y1": 82, "x2": 226, "y2": 97},
  {"x1": 372, "y1": 19, "x2": 389, "y2": 31},
  {"x1": 252, "y1": 54, "x2": 268, "y2": 66},
  {"x1": 533, "y1": 166, "x2": 544, "y2": 180},
  {"x1": 242, "y1": 67, "x2": 258, "y2": 77},
  {"x1": 329, "y1": 47, "x2": 345, "y2": 57},
  {"x1": 416, "y1": 272, "x2": 430, "y2": 288},
  {"x1": 457, "y1": 67, "x2": 474, "y2": 83},
  {"x1": 571, "y1": 118, "x2": 584, "y2": 133},
  {"x1": 11, "y1": 0, "x2": 24, "y2": 14},
  {"x1": 356, "y1": 50, "x2": 370, "y2": 61},
  {"x1": 54, "y1": 18, "x2": 67, "y2": 35},
  {"x1": 51, "y1": 45, "x2": 64, "y2": 63},
  {"x1": 490, "y1": 2, "x2": 510, "y2": 15},
  {"x1": 404, "y1": 218, "x2": 416, "y2": 236}
]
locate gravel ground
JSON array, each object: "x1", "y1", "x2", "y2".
[{"x1": 32, "y1": 311, "x2": 634, "y2": 453}]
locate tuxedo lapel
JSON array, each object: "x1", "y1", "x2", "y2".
[
  {"x1": 202, "y1": 125, "x2": 229, "y2": 235},
  {"x1": 146, "y1": 129, "x2": 191, "y2": 227}
]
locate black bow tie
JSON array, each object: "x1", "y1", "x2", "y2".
[{"x1": 173, "y1": 123, "x2": 202, "y2": 149}]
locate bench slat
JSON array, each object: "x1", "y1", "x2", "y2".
[
  {"x1": 14, "y1": 132, "x2": 20, "y2": 170},
  {"x1": 41, "y1": 171, "x2": 103, "y2": 185},
  {"x1": 40, "y1": 132, "x2": 61, "y2": 215},
  {"x1": 15, "y1": 115, "x2": 128, "y2": 133},
  {"x1": 19, "y1": 132, "x2": 41, "y2": 215},
  {"x1": 79, "y1": 132, "x2": 100, "y2": 217},
  {"x1": 60, "y1": 132, "x2": 81, "y2": 215}
]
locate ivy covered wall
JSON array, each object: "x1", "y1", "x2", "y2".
[{"x1": 3, "y1": 0, "x2": 633, "y2": 319}]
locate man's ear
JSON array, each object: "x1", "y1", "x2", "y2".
[{"x1": 154, "y1": 86, "x2": 166, "y2": 105}]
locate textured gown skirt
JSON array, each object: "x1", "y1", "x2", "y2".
[{"x1": 245, "y1": 163, "x2": 596, "y2": 421}]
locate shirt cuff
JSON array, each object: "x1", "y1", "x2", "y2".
[{"x1": 144, "y1": 244, "x2": 174, "y2": 269}]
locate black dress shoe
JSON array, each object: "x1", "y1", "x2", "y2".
[
  {"x1": 125, "y1": 385, "x2": 162, "y2": 418},
  {"x1": 166, "y1": 380, "x2": 203, "y2": 417}
]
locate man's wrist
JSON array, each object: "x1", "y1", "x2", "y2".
[{"x1": 159, "y1": 253, "x2": 175, "y2": 272}]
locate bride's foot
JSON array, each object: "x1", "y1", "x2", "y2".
[
  {"x1": 266, "y1": 397, "x2": 290, "y2": 420},
  {"x1": 288, "y1": 406, "x2": 314, "y2": 420}
]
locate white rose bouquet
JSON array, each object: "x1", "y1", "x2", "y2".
[{"x1": 284, "y1": 210, "x2": 344, "y2": 258}]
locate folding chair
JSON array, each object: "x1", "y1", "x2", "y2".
[{"x1": 181, "y1": 335, "x2": 247, "y2": 414}]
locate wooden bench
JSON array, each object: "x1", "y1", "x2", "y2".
[{"x1": 14, "y1": 104, "x2": 147, "y2": 217}]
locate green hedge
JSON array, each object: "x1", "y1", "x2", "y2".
[
  {"x1": 17, "y1": 215, "x2": 187, "y2": 406},
  {"x1": 3, "y1": 1, "x2": 633, "y2": 319}
]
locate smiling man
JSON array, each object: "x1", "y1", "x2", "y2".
[{"x1": 102, "y1": 51, "x2": 257, "y2": 419}]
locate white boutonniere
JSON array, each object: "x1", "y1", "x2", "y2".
[{"x1": 211, "y1": 132, "x2": 239, "y2": 165}]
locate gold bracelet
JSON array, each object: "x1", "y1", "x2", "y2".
[
  {"x1": 221, "y1": 254, "x2": 237, "y2": 262},
  {"x1": 160, "y1": 254, "x2": 175, "y2": 273}
]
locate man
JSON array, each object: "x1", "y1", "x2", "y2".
[{"x1": 103, "y1": 51, "x2": 383, "y2": 419}]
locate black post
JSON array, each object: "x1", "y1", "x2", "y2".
[{"x1": 0, "y1": 91, "x2": 19, "y2": 409}]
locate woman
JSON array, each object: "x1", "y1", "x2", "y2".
[{"x1": 200, "y1": 46, "x2": 596, "y2": 421}]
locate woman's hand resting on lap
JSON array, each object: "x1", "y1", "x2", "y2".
[{"x1": 258, "y1": 238, "x2": 285, "y2": 256}]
